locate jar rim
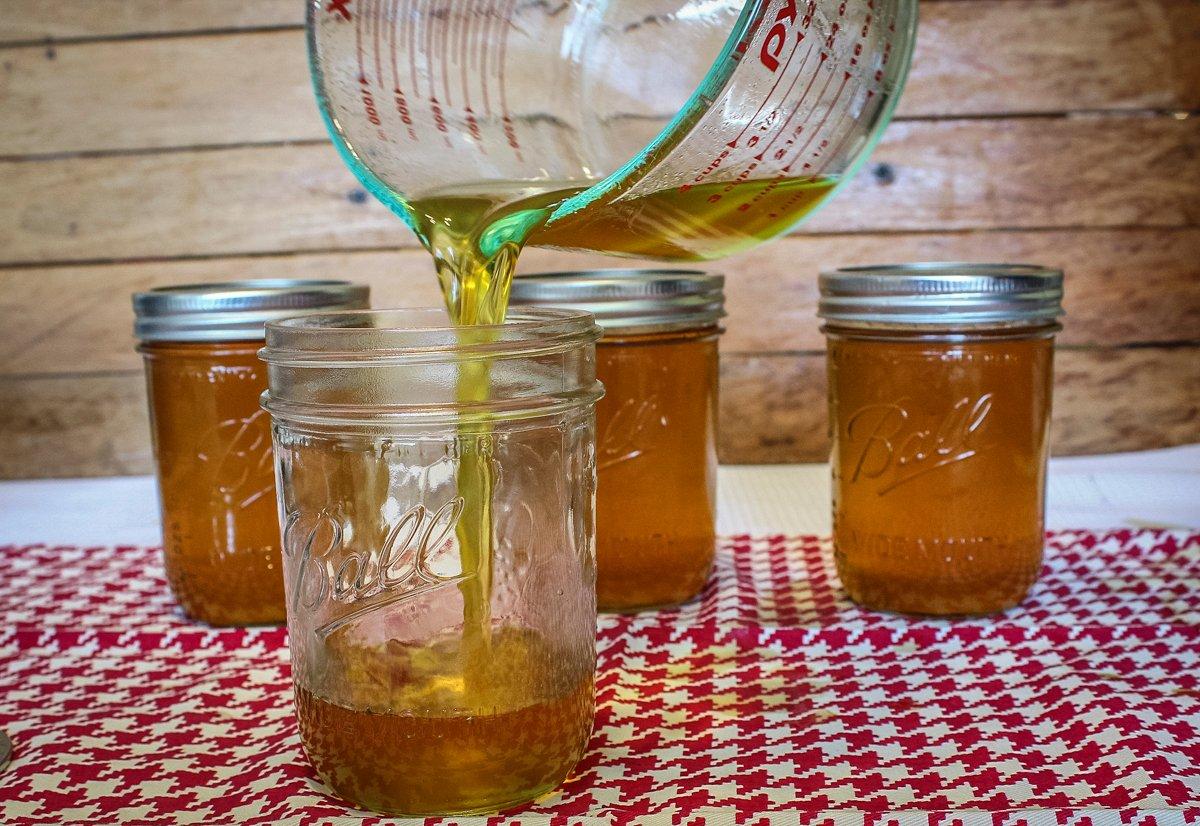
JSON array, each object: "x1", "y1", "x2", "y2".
[
  {"x1": 262, "y1": 307, "x2": 602, "y2": 367},
  {"x1": 133, "y1": 279, "x2": 370, "y2": 342},
  {"x1": 510, "y1": 269, "x2": 725, "y2": 334},
  {"x1": 818, "y1": 262, "x2": 1064, "y2": 327}
]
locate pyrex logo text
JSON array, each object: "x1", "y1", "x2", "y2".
[{"x1": 760, "y1": 0, "x2": 800, "y2": 72}]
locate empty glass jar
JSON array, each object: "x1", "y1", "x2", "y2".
[
  {"x1": 820, "y1": 264, "x2": 1063, "y2": 615},
  {"x1": 134, "y1": 280, "x2": 369, "y2": 626},
  {"x1": 260, "y1": 308, "x2": 602, "y2": 815},
  {"x1": 511, "y1": 270, "x2": 724, "y2": 611}
]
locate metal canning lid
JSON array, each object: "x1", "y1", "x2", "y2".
[
  {"x1": 133, "y1": 279, "x2": 371, "y2": 342},
  {"x1": 818, "y1": 263, "x2": 1064, "y2": 326},
  {"x1": 509, "y1": 269, "x2": 725, "y2": 333}
]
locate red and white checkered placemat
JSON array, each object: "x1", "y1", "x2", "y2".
[{"x1": 1, "y1": 530, "x2": 1197, "y2": 824}]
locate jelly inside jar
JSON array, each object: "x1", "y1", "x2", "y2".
[
  {"x1": 141, "y1": 341, "x2": 285, "y2": 626},
  {"x1": 828, "y1": 331, "x2": 1054, "y2": 615},
  {"x1": 594, "y1": 328, "x2": 719, "y2": 611},
  {"x1": 295, "y1": 627, "x2": 595, "y2": 815}
]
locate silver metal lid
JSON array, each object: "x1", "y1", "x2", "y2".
[
  {"x1": 134, "y1": 279, "x2": 370, "y2": 342},
  {"x1": 818, "y1": 263, "x2": 1064, "y2": 326},
  {"x1": 509, "y1": 269, "x2": 725, "y2": 333}
]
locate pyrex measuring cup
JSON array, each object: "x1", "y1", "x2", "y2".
[{"x1": 309, "y1": 0, "x2": 917, "y2": 260}]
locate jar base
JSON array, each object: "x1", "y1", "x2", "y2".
[
  {"x1": 841, "y1": 580, "x2": 1035, "y2": 617},
  {"x1": 318, "y1": 776, "x2": 575, "y2": 817},
  {"x1": 294, "y1": 631, "x2": 594, "y2": 817},
  {"x1": 172, "y1": 592, "x2": 286, "y2": 627},
  {"x1": 596, "y1": 535, "x2": 714, "y2": 612}
]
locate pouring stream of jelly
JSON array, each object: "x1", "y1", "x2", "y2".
[{"x1": 407, "y1": 175, "x2": 836, "y2": 688}]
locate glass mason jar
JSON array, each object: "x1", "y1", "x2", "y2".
[
  {"x1": 134, "y1": 280, "x2": 369, "y2": 626},
  {"x1": 260, "y1": 308, "x2": 602, "y2": 816},
  {"x1": 511, "y1": 271, "x2": 724, "y2": 612},
  {"x1": 820, "y1": 264, "x2": 1064, "y2": 616}
]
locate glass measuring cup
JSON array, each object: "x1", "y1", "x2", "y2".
[{"x1": 308, "y1": 0, "x2": 918, "y2": 261}]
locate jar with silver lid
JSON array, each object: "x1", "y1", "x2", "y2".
[
  {"x1": 133, "y1": 279, "x2": 369, "y2": 626},
  {"x1": 819, "y1": 263, "x2": 1064, "y2": 616},
  {"x1": 511, "y1": 270, "x2": 725, "y2": 612}
]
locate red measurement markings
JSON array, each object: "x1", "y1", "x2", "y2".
[
  {"x1": 387, "y1": 0, "x2": 417, "y2": 140},
  {"x1": 764, "y1": 44, "x2": 826, "y2": 166},
  {"x1": 711, "y1": 159, "x2": 764, "y2": 204},
  {"x1": 477, "y1": 0, "x2": 500, "y2": 117},
  {"x1": 735, "y1": 1, "x2": 875, "y2": 220},
  {"x1": 496, "y1": 0, "x2": 522, "y2": 160},
  {"x1": 803, "y1": 2, "x2": 879, "y2": 180},
  {"x1": 776, "y1": 0, "x2": 845, "y2": 174},
  {"x1": 758, "y1": 0, "x2": 802, "y2": 72},
  {"x1": 715, "y1": 54, "x2": 818, "y2": 215},
  {"x1": 353, "y1": 0, "x2": 387, "y2": 129},
  {"x1": 327, "y1": 0, "x2": 353, "y2": 21},
  {"x1": 805, "y1": 105, "x2": 852, "y2": 180},
  {"x1": 371, "y1": 0, "x2": 386, "y2": 96},
  {"x1": 475, "y1": 0, "x2": 492, "y2": 117},
  {"x1": 753, "y1": 41, "x2": 816, "y2": 163},
  {"x1": 729, "y1": 12, "x2": 759, "y2": 64},
  {"x1": 785, "y1": 69, "x2": 849, "y2": 175},
  {"x1": 407, "y1": 0, "x2": 422, "y2": 99},
  {"x1": 682, "y1": 0, "x2": 815, "y2": 196},
  {"x1": 679, "y1": 149, "x2": 735, "y2": 193},
  {"x1": 458, "y1": 0, "x2": 484, "y2": 148},
  {"x1": 437, "y1": 1, "x2": 454, "y2": 109},
  {"x1": 456, "y1": 0, "x2": 473, "y2": 100},
  {"x1": 421, "y1": 0, "x2": 451, "y2": 145},
  {"x1": 354, "y1": 0, "x2": 367, "y2": 79},
  {"x1": 731, "y1": 47, "x2": 825, "y2": 219},
  {"x1": 728, "y1": 19, "x2": 807, "y2": 150},
  {"x1": 713, "y1": 44, "x2": 818, "y2": 205},
  {"x1": 422, "y1": 0, "x2": 437, "y2": 99}
]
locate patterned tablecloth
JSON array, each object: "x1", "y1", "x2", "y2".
[{"x1": 0, "y1": 530, "x2": 1197, "y2": 825}]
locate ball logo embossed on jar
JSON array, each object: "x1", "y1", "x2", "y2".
[
  {"x1": 597, "y1": 394, "x2": 666, "y2": 471},
  {"x1": 195, "y1": 407, "x2": 274, "y2": 511},
  {"x1": 283, "y1": 498, "x2": 470, "y2": 638},
  {"x1": 846, "y1": 393, "x2": 994, "y2": 495}
]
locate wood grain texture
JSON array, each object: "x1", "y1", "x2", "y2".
[
  {"x1": 900, "y1": 0, "x2": 1200, "y2": 116},
  {"x1": 0, "y1": 0, "x2": 1196, "y2": 479},
  {"x1": 0, "y1": 32, "x2": 318, "y2": 156},
  {"x1": 719, "y1": 347, "x2": 1200, "y2": 464},
  {"x1": 817, "y1": 116, "x2": 1200, "y2": 233},
  {"x1": 3, "y1": 0, "x2": 1197, "y2": 155},
  {"x1": 2, "y1": 228, "x2": 1197, "y2": 377},
  {"x1": 1052, "y1": 347, "x2": 1200, "y2": 456},
  {"x1": 2, "y1": 116, "x2": 1196, "y2": 265},
  {"x1": 720, "y1": 228, "x2": 1200, "y2": 351},
  {"x1": 0, "y1": 372, "x2": 151, "y2": 479},
  {"x1": 0, "y1": 1, "x2": 300, "y2": 42},
  {"x1": 2, "y1": 347, "x2": 1194, "y2": 477}
]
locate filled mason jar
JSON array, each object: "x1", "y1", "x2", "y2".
[
  {"x1": 820, "y1": 264, "x2": 1063, "y2": 616},
  {"x1": 134, "y1": 280, "x2": 369, "y2": 626},
  {"x1": 260, "y1": 308, "x2": 602, "y2": 815},
  {"x1": 511, "y1": 270, "x2": 724, "y2": 611}
]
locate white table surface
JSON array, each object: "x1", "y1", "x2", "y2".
[{"x1": 2, "y1": 444, "x2": 1196, "y2": 546}]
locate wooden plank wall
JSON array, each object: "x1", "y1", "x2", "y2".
[{"x1": 0, "y1": 1, "x2": 1197, "y2": 477}]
